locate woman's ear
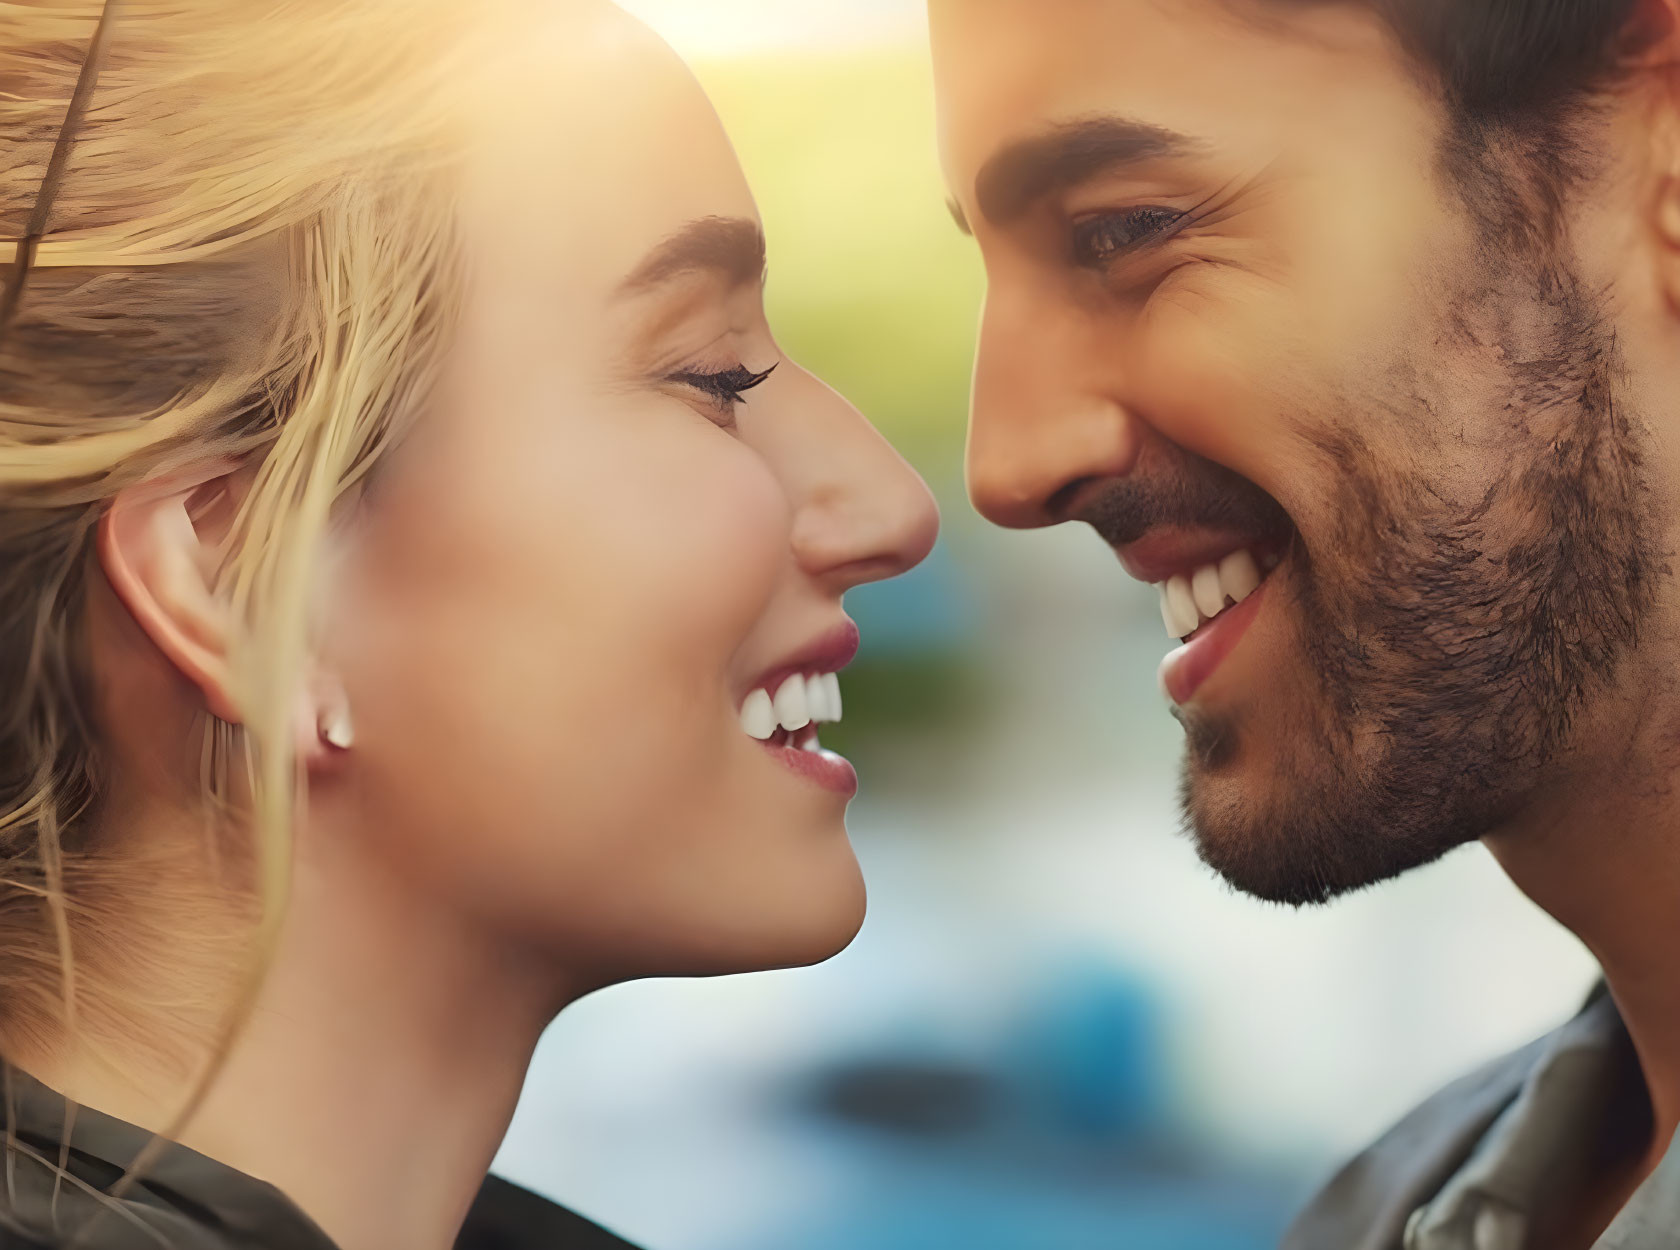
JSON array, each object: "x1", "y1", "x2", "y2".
[{"x1": 98, "y1": 460, "x2": 251, "y2": 725}]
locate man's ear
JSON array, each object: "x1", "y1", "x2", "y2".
[
  {"x1": 98, "y1": 460, "x2": 251, "y2": 726},
  {"x1": 1638, "y1": 0, "x2": 1680, "y2": 310},
  {"x1": 1625, "y1": 0, "x2": 1680, "y2": 58}
]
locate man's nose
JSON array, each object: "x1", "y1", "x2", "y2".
[{"x1": 966, "y1": 293, "x2": 1143, "y2": 529}]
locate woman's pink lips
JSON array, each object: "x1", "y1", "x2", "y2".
[
  {"x1": 1159, "y1": 579, "x2": 1269, "y2": 706},
  {"x1": 746, "y1": 620, "x2": 861, "y2": 707},
  {"x1": 761, "y1": 739, "x2": 858, "y2": 797}
]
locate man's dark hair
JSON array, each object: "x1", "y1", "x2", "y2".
[
  {"x1": 1264, "y1": 0, "x2": 1647, "y2": 247},
  {"x1": 1278, "y1": 0, "x2": 1643, "y2": 117}
]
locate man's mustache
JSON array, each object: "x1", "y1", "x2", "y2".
[{"x1": 1073, "y1": 456, "x2": 1292, "y2": 548}]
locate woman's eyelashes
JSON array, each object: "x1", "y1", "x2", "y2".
[
  {"x1": 665, "y1": 362, "x2": 779, "y2": 426},
  {"x1": 1069, "y1": 206, "x2": 1187, "y2": 270}
]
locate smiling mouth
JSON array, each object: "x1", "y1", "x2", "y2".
[
  {"x1": 738, "y1": 672, "x2": 843, "y2": 743},
  {"x1": 1126, "y1": 527, "x2": 1296, "y2": 708},
  {"x1": 737, "y1": 671, "x2": 856, "y2": 796},
  {"x1": 760, "y1": 723, "x2": 825, "y2": 752},
  {"x1": 1156, "y1": 543, "x2": 1285, "y2": 644}
]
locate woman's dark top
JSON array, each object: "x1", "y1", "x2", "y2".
[{"x1": 0, "y1": 1066, "x2": 644, "y2": 1249}]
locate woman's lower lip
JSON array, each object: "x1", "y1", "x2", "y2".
[
  {"x1": 1158, "y1": 579, "x2": 1270, "y2": 706},
  {"x1": 761, "y1": 739, "x2": 858, "y2": 797}
]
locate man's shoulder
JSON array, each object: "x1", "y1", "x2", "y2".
[
  {"x1": 1281, "y1": 1030, "x2": 1553, "y2": 1250},
  {"x1": 458, "y1": 1176, "x2": 646, "y2": 1250}
]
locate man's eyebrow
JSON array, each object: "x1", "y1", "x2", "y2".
[
  {"x1": 619, "y1": 216, "x2": 767, "y2": 294},
  {"x1": 974, "y1": 116, "x2": 1207, "y2": 227}
]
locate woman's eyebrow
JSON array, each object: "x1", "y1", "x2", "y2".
[{"x1": 618, "y1": 216, "x2": 767, "y2": 295}]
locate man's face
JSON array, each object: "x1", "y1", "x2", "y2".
[{"x1": 932, "y1": 0, "x2": 1658, "y2": 904}]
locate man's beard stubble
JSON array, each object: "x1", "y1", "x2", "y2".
[{"x1": 1090, "y1": 238, "x2": 1658, "y2": 909}]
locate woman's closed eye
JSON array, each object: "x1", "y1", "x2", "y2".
[{"x1": 666, "y1": 362, "x2": 778, "y2": 427}]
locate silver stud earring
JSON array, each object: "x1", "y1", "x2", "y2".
[{"x1": 319, "y1": 706, "x2": 355, "y2": 752}]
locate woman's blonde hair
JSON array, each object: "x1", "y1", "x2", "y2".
[{"x1": 0, "y1": 0, "x2": 518, "y2": 1146}]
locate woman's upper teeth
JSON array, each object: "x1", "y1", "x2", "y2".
[
  {"x1": 1158, "y1": 547, "x2": 1273, "y2": 641},
  {"x1": 739, "y1": 673, "x2": 844, "y2": 741}
]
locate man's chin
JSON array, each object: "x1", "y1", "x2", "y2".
[{"x1": 1176, "y1": 725, "x2": 1482, "y2": 908}]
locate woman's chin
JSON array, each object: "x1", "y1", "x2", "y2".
[
  {"x1": 775, "y1": 836, "x2": 868, "y2": 966},
  {"x1": 666, "y1": 859, "x2": 868, "y2": 979},
  {"x1": 780, "y1": 879, "x2": 868, "y2": 969}
]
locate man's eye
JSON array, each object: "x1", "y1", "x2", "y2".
[{"x1": 1070, "y1": 207, "x2": 1186, "y2": 268}]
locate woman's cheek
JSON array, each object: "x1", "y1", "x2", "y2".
[{"x1": 660, "y1": 445, "x2": 791, "y2": 640}]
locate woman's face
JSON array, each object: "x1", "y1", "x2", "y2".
[{"x1": 315, "y1": 5, "x2": 938, "y2": 982}]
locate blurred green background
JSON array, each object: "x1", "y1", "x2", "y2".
[{"x1": 703, "y1": 50, "x2": 982, "y2": 487}]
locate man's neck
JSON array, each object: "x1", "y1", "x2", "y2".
[{"x1": 1485, "y1": 670, "x2": 1680, "y2": 1185}]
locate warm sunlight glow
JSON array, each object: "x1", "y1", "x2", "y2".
[{"x1": 615, "y1": 0, "x2": 923, "y2": 57}]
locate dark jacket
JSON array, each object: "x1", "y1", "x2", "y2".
[{"x1": 0, "y1": 1065, "x2": 643, "y2": 1250}]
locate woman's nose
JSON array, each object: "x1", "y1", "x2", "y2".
[{"x1": 781, "y1": 369, "x2": 940, "y2": 593}]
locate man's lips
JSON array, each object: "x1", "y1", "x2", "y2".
[
  {"x1": 1116, "y1": 527, "x2": 1292, "y2": 586},
  {"x1": 1159, "y1": 578, "x2": 1270, "y2": 706},
  {"x1": 1113, "y1": 527, "x2": 1295, "y2": 707}
]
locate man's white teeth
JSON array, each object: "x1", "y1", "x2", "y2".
[
  {"x1": 1163, "y1": 576, "x2": 1199, "y2": 640},
  {"x1": 1220, "y1": 548, "x2": 1262, "y2": 602},
  {"x1": 740, "y1": 673, "x2": 845, "y2": 740},
  {"x1": 1191, "y1": 565, "x2": 1225, "y2": 619},
  {"x1": 1156, "y1": 547, "x2": 1272, "y2": 642}
]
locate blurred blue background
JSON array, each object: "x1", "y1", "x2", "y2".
[{"x1": 491, "y1": 5, "x2": 1601, "y2": 1247}]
